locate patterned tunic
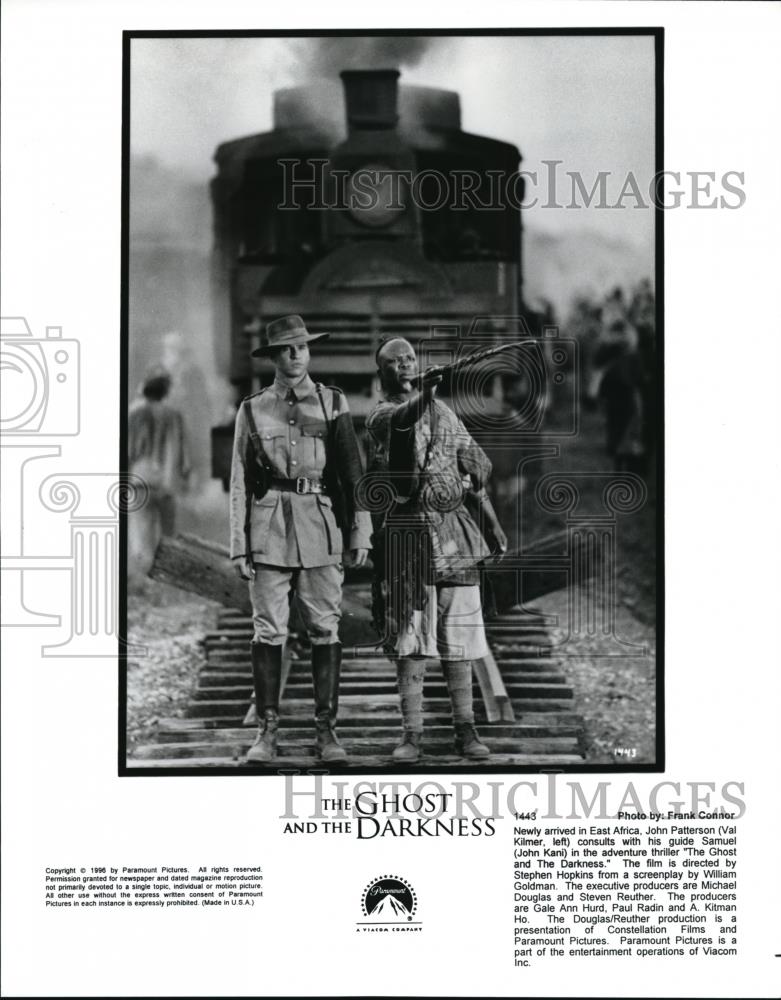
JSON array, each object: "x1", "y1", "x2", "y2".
[{"x1": 366, "y1": 394, "x2": 492, "y2": 587}]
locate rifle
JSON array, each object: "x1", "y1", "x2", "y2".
[{"x1": 407, "y1": 340, "x2": 524, "y2": 388}]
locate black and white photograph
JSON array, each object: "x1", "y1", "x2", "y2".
[
  {"x1": 123, "y1": 31, "x2": 662, "y2": 773},
  {"x1": 2, "y1": 3, "x2": 780, "y2": 997}
]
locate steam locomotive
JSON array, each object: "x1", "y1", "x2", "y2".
[{"x1": 210, "y1": 68, "x2": 541, "y2": 481}]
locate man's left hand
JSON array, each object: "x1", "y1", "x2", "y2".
[{"x1": 344, "y1": 548, "x2": 369, "y2": 568}]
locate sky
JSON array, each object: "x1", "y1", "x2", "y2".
[{"x1": 130, "y1": 34, "x2": 656, "y2": 257}]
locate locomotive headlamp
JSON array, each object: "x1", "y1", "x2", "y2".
[{"x1": 346, "y1": 162, "x2": 406, "y2": 228}]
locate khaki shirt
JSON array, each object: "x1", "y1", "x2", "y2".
[{"x1": 230, "y1": 374, "x2": 372, "y2": 567}]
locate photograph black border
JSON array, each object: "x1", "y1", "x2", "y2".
[{"x1": 118, "y1": 26, "x2": 665, "y2": 777}]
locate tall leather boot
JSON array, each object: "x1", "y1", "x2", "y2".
[
  {"x1": 392, "y1": 658, "x2": 426, "y2": 763},
  {"x1": 443, "y1": 660, "x2": 490, "y2": 760},
  {"x1": 312, "y1": 643, "x2": 347, "y2": 762},
  {"x1": 245, "y1": 642, "x2": 283, "y2": 763}
]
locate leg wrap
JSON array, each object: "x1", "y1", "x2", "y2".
[
  {"x1": 396, "y1": 658, "x2": 426, "y2": 733},
  {"x1": 443, "y1": 660, "x2": 475, "y2": 724}
]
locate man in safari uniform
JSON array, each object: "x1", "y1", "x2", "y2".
[{"x1": 230, "y1": 315, "x2": 371, "y2": 763}]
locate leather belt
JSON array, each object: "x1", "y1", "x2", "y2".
[{"x1": 270, "y1": 477, "x2": 327, "y2": 495}]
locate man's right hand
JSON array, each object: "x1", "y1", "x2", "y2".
[
  {"x1": 235, "y1": 557, "x2": 255, "y2": 581},
  {"x1": 393, "y1": 369, "x2": 444, "y2": 429},
  {"x1": 419, "y1": 368, "x2": 444, "y2": 399}
]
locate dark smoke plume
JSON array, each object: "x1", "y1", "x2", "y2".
[{"x1": 304, "y1": 36, "x2": 435, "y2": 74}]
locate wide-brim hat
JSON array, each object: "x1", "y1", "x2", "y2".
[{"x1": 250, "y1": 314, "x2": 329, "y2": 357}]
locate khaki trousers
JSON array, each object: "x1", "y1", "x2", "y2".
[{"x1": 250, "y1": 563, "x2": 343, "y2": 645}]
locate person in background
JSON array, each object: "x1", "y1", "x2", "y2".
[
  {"x1": 595, "y1": 321, "x2": 647, "y2": 475},
  {"x1": 161, "y1": 330, "x2": 212, "y2": 490},
  {"x1": 128, "y1": 367, "x2": 190, "y2": 584}
]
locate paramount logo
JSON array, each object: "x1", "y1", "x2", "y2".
[
  {"x1": 369, "y1": 893, "x2": 410, "y2": 919},
  {"x1": 358, "y1": 875, "x2": 421, "y2": 932}
]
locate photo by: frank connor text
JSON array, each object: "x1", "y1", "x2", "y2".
[{"x1": 122, "y1": 30, "x2": 664, "y2": 776}]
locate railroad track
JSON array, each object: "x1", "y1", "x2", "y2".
[{"x1": 129, "y1": 585, "x2": 586, "y2": 770}]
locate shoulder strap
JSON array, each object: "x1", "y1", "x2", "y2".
[
  {"x1": 242, "y1": 396, "x2": 272, "y2": 473},
  {"x1": 242, "y1": 398, "x2": 261, "y2": 444},
  {"x1": 315, "y1": 382, "x2": 333, "y2": 431}
]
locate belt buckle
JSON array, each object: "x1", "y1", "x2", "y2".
[{"x1": 295, "y1": 476, "x2": 309, "y2": 494}]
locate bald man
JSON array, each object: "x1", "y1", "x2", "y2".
[{"x1": 365, "y1": 338, "x2": 507, "y2": 762}]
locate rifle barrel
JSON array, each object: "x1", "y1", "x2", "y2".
[{"x1": 408, "y1": 341, "x2": 523, "y2": 387}]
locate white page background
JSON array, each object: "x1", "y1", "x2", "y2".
[{"x1": 1, "y1": 1, "x2": 779, "y2": 996}]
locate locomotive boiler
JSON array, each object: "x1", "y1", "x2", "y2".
[{"x1": 210, "y1": 68, "x2": 540, "y2": 481}]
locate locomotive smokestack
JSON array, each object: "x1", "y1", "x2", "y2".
[{"x1": 340, "y1": 69, "x2": 400, "y2": 131}]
